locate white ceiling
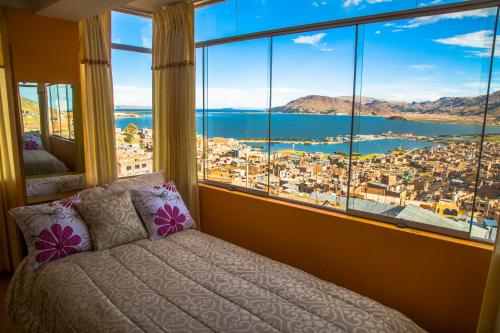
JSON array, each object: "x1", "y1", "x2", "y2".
[{"x1": 0, "y1": 0, "x2": 184, "y2": 21}]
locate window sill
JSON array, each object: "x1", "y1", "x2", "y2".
[{"x1": 199, "y1": 183, "x2": 494, "y2": 251}]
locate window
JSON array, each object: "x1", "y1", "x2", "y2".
[
  {"x1": 18, "y1": 83, "x2": 41, "y2": 133},
  {"x1": 194, "y1": 0, "x2": 469, "y2": 42},
  {"x1": 47, "y1": 84, "x2": 74, "y2": 140},
  {"x1": 196, "y1": 3, "x2": 500, "y2": 242},
  {"x1": 203, "y1": 38, "x2": 270, "y2": 191},
  {"x1": 349, "y1": 8, "x2": 497, "y2": 239},
  {"x1": 111, "y1": 11, "x2": 153, "y2": 178},
  {"x1": 270, "y1": 26, "x2": 356, "y2": 209}
]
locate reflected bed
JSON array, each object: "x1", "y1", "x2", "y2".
[{"x1": 22, "y1": 149, "x2": 68, "y2": 177}]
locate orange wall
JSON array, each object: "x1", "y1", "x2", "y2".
[
  {"x1": 200, "y1": 184, "x2": 493, "y2": 333},
  {"x1": 5, "y1": 8, "x2": 80, "y2": 85}
]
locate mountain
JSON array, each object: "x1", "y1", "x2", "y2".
[
  {"x1": 271, "y1": 92, "x2": 500, "y2": 123},
  {"x1": 20, "y1": 97, "x2": 39, "y2": 115}
]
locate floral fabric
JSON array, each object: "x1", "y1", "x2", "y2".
[
  {"x1": 130, "y1": 182, "x2": 195, "y2": 240},
  {"x1": 9, "y1": 194, "x2": 92, "y2": 270},
  {"x1": 21, "y1": 133, "x2": 45, "y2": 151}
]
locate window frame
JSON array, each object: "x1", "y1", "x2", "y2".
[{"x1": 195, "y1": 0, "x2": 500, "y2": 244}]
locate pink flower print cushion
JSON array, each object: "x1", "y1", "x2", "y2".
[
  {"x1": 10, "y1": 194, "x2": 92, "y2": 270},
  {"x1": 130, "y1": 182, "x2": 195, "y2": 240}
]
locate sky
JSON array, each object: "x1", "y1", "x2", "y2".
[{"x1": 111, "y1": 1, "x2": 500, "y2": 109}]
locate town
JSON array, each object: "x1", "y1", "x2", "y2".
[{"x1": 196, "y1": 133, "x2": 499, "y2": 241}]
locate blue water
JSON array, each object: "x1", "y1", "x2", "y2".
[
  {"x1": 114, "y1": 108, "x2": 499, "y2": 154},
  {"x1": 243, "y1": 139, "x2": 439, "y2": 155}
]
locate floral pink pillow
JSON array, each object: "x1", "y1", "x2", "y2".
[
  {"x1": 130, "y1": 182, "x2": 195, "y2": 240},
  {"x1": 22, "y1": 133, "x2": 45, "y2": 150},
  {"x1": 10, "y1": 193, "x2": 92, "y2": 270}
]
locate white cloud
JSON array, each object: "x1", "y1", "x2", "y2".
[
  {"x1": 312, "y1": 1, "x2": 327, "y2": 6},
  {"x1": 392, "y1": 29, "x2": 403, "y2": 33},
  {"x1": 400, "y1": 8, "x2": 495, "y2": 28},
  {"x1": 409, "y1": 64, "x2": 435, "y2": 71},
  {"x1": 343, "y1": 0, "x2": 361, "y2": 7},
  {"x1": 375, "y1": 30, "x2": 381, "y2": 34},
  {"x1": 434, "y1": 30, "x2": 493, "y2": 49},
  {"x1": 113, "y1": 85, "x2": 152, "y2": 107},
  {"x1": 142, "y1": 37, "x2": 152, "y2": 48},
  {"x1": 293, "y1": 33, "x2": 333, "y2": 52},
  {"x1": 383, "y1": 22, "x2": 395, "y2": 27},
  {"x1": 293, "y1": 33, "x2": 326, "y2": 45},
  {"x1": 343, "y1": 0, "x2": 390, "y2": 6}
]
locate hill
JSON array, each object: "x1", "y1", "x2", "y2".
[{"x1": 271, "y1": 92, "x2": 500, "y2": 125}]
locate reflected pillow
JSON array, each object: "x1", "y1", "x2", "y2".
[
  {"x1": 130, "y1": 182, "x2": 195, "y2": 240},
  {"x1": 10, "y1": 194, "x2": 92, "y2": 270},
  {"x1": 22, "y1": 132, "x2": 45, "y2": 150},
  {"x1": 76, "y1": 190, "x2": 147, "y2": 250}
]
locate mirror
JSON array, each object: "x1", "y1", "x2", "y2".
[{"x1": 18, "y1": 82, "x2": 86, "y2": 201}]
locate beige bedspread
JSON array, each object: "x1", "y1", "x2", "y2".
[
  {"x1": 6, "y1": 230, "x2": 425, "y2": 333},
  {"x1": 23, "y1": 149, "x2": 68, "y2": 177}
]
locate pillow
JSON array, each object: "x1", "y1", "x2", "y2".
[
  {"x1": 106, "y1": 171, "x2": 165, "y2": 193},
  {"x1": 79, "y1": 171, "x2": 165, "y2": 201},
  {"x1": 75, "y1": 190, "x2": 147, "y2": 250},
  {"x1": 130, "y1": 181, "x2": 195, "y2": 240},
  {"x1": 9, "y1": 194, "x2": 92, "y2": 270},
  {"x1": 22, "y1": 132, "x2": 45, "y2": 150}
]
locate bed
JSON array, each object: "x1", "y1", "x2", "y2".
[
  {"x1": 26, "y1": 173, "x2": 86, "y2": 197},
  {"x1": 23, "y1": 149, "x2": 69, "y2": 177},
  {"x1": 6, "y1": 229, "x2": 425, "y2": 333}
]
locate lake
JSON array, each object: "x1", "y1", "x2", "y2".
[{"x1": 114, "y1": 109, "x2": 499, "y2": 154}]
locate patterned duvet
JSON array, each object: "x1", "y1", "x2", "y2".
[
  {"x1": 23, "y1": 149, "x2": 68, "y2": 177},
  {"x1": 6, "y1": 230, "x2": 425, "y2": 333}
]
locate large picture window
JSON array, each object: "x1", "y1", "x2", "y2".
[
  {"x1": 196, "y1": 4, "x2": 500, "y2": 242},
  {"x1": 111, "y1": 11, "x2": 153, "y2": 178}
]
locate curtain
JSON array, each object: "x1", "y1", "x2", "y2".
[
  {"x1": 153, "y1": 2, "x2": 199, "y2": 223},
  {"x1": 0, "y1": 14, "x2": 25, "y2": 272},
  {"x1": 477, "y1": 228, "x2": 500, "y2": 333},
  {"x1": 79, "y1": 12, "x2": 117, "y2": 187}
]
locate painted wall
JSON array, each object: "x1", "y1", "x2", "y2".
[
  {"x1": 200, "y1": 184, "x2": 493, "y2": 333},
  {"x1": 4, "y1": 8, "x2": 85, "y2": 178},
  {"x1": 4, "y1": 8, "x2": 79, "y2": 85}
]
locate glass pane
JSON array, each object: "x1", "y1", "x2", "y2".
[
  {"x1": 47, "y1": 84, "x2": 73, "y2": 140},
  {"x1": 349, "y1": 8, "x2": 497, "y2": 237},
  {"x1": 196, "y1": 47, "x2": 205, "y2": 180},
  {"x1": 112, "y1": 11, "x2": 152, "y2": 48},
  {"x1": 269, "y1": 26, "x2": 356, "y2": 210},
  {"x1": 112, "y1": 49, "x2": 153, "y2": 178},
  {"x1": 474, "y1": 21, "x2": 500, "y2": 242},
  {"x1": 205, "y1": 38, "x2": 270, "y2": 191},
  {"x1": 19, "y1": 83, "x2": 41, "y2": 133},
  {"x1": 195, "y1": 0, "x2": 470, "y2": 42},
  {"x1": 195, "y1": 0, "x2": 237, "y2": 42}
]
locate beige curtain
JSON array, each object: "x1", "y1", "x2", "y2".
[
  {"x1": 0, "y1": 14, "x2": 25, "y2": 272},
  {"x1": 153, "y1": 2, "x2": 199, "y2": 223},
  {"x1": 79, "y1": 12, "x2": 117, "y2": 187},
  {"x1": 477, "y1": 228, "x2": 500, "y2": 333}
]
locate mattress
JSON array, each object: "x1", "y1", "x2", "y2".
[
  {"x1": 6, "y1": 229, "x2": 425, "y2": 333},
  {"x1": 23, "y1": 149, "x2": 68, "y2": 177}
]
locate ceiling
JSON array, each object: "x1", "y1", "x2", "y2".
[{"x1": 0, "y1": 0, "x2": 187, "y2": 21}]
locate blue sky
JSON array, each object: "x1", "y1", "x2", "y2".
[{"x1": 111, "y1": 1, "x2": 499, "y2": 108}]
